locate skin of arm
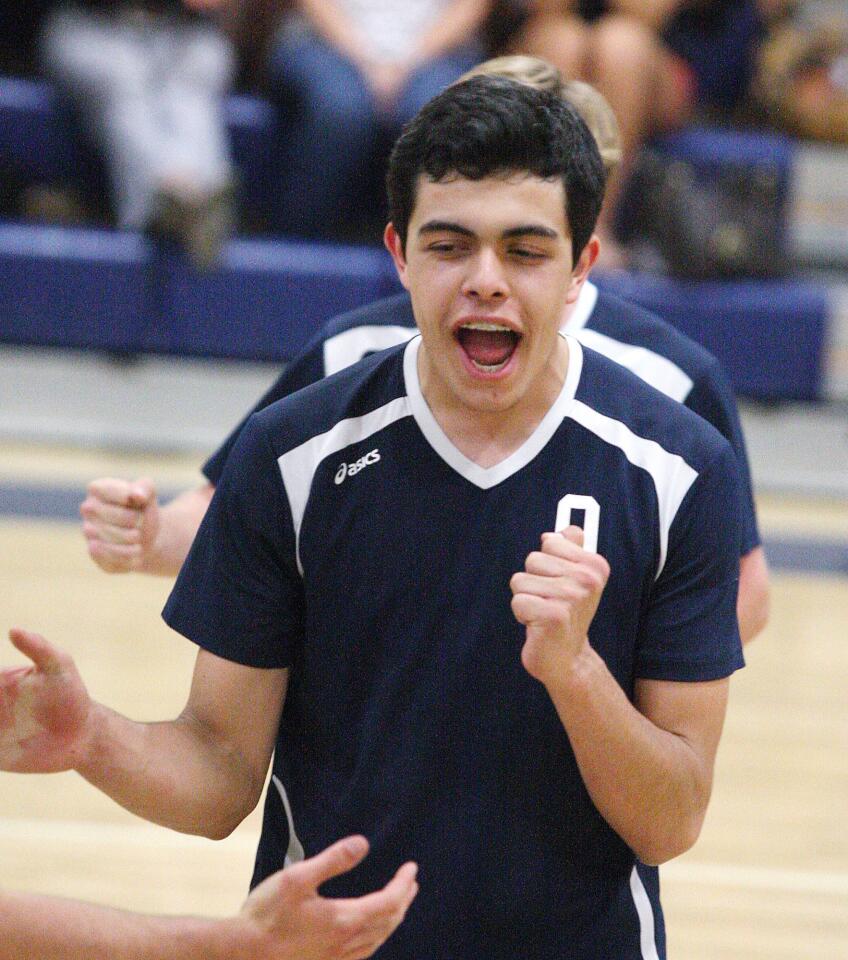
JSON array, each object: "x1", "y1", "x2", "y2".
[
  {"x1": 511, "y1": 526, "x2": 730, "y2": 866},
  {"x1": 0, "y1": 630, "x2": 284, "y2": 839},
  {"x1": 0, "y1": 835, "x2": 418, "y2": 960},
  {"x1": 81, "y1": 480, "x2": 214, "y2": 577},
  {"x1": 737, "y1": 545, "x2": 769, "y2": 645}
]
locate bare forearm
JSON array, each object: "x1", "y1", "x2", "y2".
[
  {"x1": 545, "y1": 646, "x2": 718, "y2": 864},
  {"x1": 0, "y1": 891, "x2": 244, "y2": 960},
  {"x1": 410, "y1": 0, "x2": 490, "y2": 66},
  {"x1": 76, "y1": 704, "x2": 260, "y2": 839},
  {"x1": 145, "y1": 486, "x2": 214, "y2": 577}
]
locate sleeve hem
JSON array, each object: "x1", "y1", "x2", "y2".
[
  {"x1": 162, "y1": 609, "x2": 293, "y2": 671},
  {"x1": 635, "y1": 652, "x2": 745, "y2": 683}
]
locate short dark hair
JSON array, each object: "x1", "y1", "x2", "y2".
[{"x1": 386, "y1": 75, "x2": 606, "y2": 261}]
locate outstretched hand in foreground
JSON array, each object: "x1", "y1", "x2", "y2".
[
  {"x1": 0, "y1": 628, "x2": 93, "y2": 773},
  {"x1": 241, "y1": 835, "x2": 418, "y2": 960}
]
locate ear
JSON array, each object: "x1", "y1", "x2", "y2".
[
  {"x1": 384, "y1": 223, "x2": 410, "y2": 291},
  {"x1": 565, "y1": 234, "x2": 600, "y2": 304}
]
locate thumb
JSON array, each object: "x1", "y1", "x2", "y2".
[
  {"x1": 8, "y1": 628, "x2": 60, "y2": 674},
  {"x1": 128, "y1": 478, "x2": 156, "y2": 510},
  {"x1": 559, "y1": 524, "x2": 585, "y2": 546},
  {"x1": 290, "y1": 835, "x2": 369, "y2": 891}
]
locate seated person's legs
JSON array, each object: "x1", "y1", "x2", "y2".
[
  {"x1": 151, "y1": 18, "x2": 236, "y2": 267},
  {"x1": 40, "y1": 7, "x2": 158, "y2": 228},
  {"x1": 266, "y1": 22, "x2": 379, "y2": 239},
  {"x1": 588, "y1": 13, "x2": 692, "y2": 236},
  {"x1": 393, "y1": 43, "x2": 484, "y2": 123}
]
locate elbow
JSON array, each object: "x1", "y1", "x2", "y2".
[
  {"x1": 202, "y1": 819, "x2": 241, "y2": 841},
  {"x1": 633, "y1": 819, "x2": 703, "y2": 866},
  {"x1": 634, "y1": 833, "x2": 698, "y2": 867},
  {"x1": 740, "y1": 584, "x2": 770, "y2": 645},
  {"x1": 630, "y1": 800, "x2": 708, "y2": 866},
  {"x1": 742, "y1": 599, "x2": 769, "y2": 646},
  {"x1": 738, "y1": 548, "x2": 771, "y2": 645},
  {"x1": 197, "y1": 793, "x2": 259, "y2": 840}
]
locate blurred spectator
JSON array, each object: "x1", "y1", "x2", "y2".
[
  {"x1": 751, "y1": 0, "x2": 848, "y2": 145},
  {"x1": 217, "y1": 0, "x2": 292, "y2": 91},
  {"x1": 40, "y1": 1, "x2": 237, "y2": 268},
  {"x1": 264, "y1": 0, "x2": 490, "y2": 242},
  {"x1": 501, "y1": 1, "x2": 764, "y2": 266}
]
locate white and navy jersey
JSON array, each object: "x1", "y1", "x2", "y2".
[
  {"x1": 202, "y1": 283, "x2": 760, "y2": 555},
  {"x1": 169, "y1": 336, "x2": 743, "y2": 960}
]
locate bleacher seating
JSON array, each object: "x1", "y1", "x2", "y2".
[
  {"x1": 0, "y1": 76, "x2": 276, "y2": 203},
  {"x1": 0, "y1": 74, "x2": 833, "y2": 401},
  {"x1": 0, "y1": 222, "x2": 399, "y2": 361}
]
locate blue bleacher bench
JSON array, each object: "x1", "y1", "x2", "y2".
[
  {"x1": 0, "y1": 221, "x2": 829, "y2": 401},
  {"x1": 0, "y1": 75, "x2": 829, "y2": 401}
]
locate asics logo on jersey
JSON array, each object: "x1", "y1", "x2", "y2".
[{"x1": 335, "y1": 449, "x2": 381, "y2": 484}]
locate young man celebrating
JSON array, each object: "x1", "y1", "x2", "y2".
[
  {"x1": 5, "y1": 77, "x2": 743, "y2": 958},
  {"x1": 81, "y1": 61, "x2": 768, "y2": 645}
]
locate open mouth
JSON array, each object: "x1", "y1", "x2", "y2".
[{"x1": 455, "y1": 322, "x2": 521, "y2": 373}]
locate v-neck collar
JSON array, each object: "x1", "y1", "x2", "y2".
[{"x1": 402, "y1": 334, "x2": 583, "y2": 489}]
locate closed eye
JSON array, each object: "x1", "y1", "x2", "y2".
[
  {"x1": 508, "y1": 246, "x2": 548, "y2": 261},
  {"x1": 426, "y1": 240, "x2": 469, "y2": 256}
]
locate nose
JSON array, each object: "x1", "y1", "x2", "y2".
[{"x1": 461, "y1": 248, "x2": 509, "y2": 302}]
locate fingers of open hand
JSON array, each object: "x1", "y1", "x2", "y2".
[
  {"x1": 0, "y1": 664, "x2": 32, "y2": 727},
  {"x1": 333, "y1": 863, "x2": 419, "y2": 958},
  {"x1": 0, "y1": 630, "x2": 88, "y2": 771},
  {"x1": 8, "y1": 628, "x2": 61, "y2": 673},
  {"x1": 290, "y1": 836, "x2": 370, "y2": 892}
]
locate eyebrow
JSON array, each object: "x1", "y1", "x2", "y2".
[
  {"x1": 417, "y1": 221, "x2": 559, "y2": 241},
  {"x1": 417, "y1": 220, "x2": 475, "y2": 238}
]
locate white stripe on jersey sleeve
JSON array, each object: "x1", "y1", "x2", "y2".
[
  {"x1": 568, "y1": 400, "x2": 698, "y2": 579},
  {"x1": 322, "y1": 324, "x2": 418, "y2": 376},
  {"x1": 570, "y1": 327, "x2": 694, "y2": 403},
  {"x1": 278, "y1": 396, "x2": 412, "y2": 573}
]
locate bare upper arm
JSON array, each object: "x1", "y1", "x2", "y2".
[
  {"x1": 635, "y1": 675, "x2": 730, "y2": 789},
  {"x1": 182, "y1": 649, "x2": 289, "y2": 794}
]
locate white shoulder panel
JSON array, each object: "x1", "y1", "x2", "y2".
[
  {"x1": 278, "y1": 395, "x2": 412, "y2": 571},
  {"x1": 323, "y1": 324, "x2": 417, "y2": 376},
  {"x1": 568, "y1": 399, "x2": 698, "y2": 578},
  {"x1": 571, "y1": 327, "x2": 694, "y2": 403}
]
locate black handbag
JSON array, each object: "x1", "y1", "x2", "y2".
[{"x1": 620, "y1": 147, "x2": 790, "y2": 280}]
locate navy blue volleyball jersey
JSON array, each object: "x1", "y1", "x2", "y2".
[
  {"x1": 202, "y1": 283, "x2": 760, "y2": 555},
  {"x1": 168, "y1": 336, "x2": 743, "y2": 960}
]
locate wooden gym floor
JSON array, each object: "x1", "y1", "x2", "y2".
[{"x1": 0, "y1": 441, "x2": 846, "y2": 959}]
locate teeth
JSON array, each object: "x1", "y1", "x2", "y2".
[
  {"x1": 471, "y1": 359, "x2": 510, "y2": 372},
  {"x1": 461, "y1": 322, "x2": 515, "y2": 333}
]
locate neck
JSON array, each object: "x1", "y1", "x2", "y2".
[{"x1": 419, "y1": 338, "x2": 569, "y2": 468}]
